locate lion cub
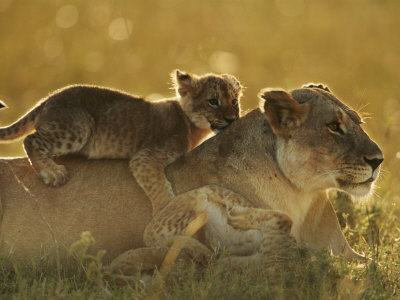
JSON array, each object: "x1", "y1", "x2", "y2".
[{"x1": 0, "y1": 70, "x2": 242, "y2": 213}]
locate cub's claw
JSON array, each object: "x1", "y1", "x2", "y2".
[{"x1": 40, "y1": 165, "x2": 69, "y2": 187}]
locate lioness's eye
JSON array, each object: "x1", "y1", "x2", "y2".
[
  {"x1": 208, "y1": 99, "x2": 219, "y2": 107},
  {"x1": 232, "y1": 99, "x2": 238, "y2": 106},
  {"x1": 327, "y1": 122, "x2": 344, "y2": 135}
]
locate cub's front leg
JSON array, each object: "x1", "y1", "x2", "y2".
[
  {"x1": 110, "y1": 185, "x2": 296, "y2": 278},
  {"x1": 228, "y1": 207, "x2": 293, "y2": 233},
  {"x1": 129, "y1": 147, "x2": 181, "y2": 215},
  {"x1": 227, "y1": 207, "x2": 296, "y2": 262},
  {"x1": 144, "y1": 185, "x2": 296, "y2": 264},
  {"x1": 141, "y1": 185, "x2": 249, "y2": 267}
]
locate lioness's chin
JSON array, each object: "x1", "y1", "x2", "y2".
[{"x1": 336, "y1": 179, "x2": 374, "y2": 200}]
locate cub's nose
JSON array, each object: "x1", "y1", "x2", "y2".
[
  {"x1": 224, "y1": 116, "x2": 236, "y2": 124},
  {"x1": 364, "y1": 156, "x2": 384, "y2": 172}
]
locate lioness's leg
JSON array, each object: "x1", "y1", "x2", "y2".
[
  {"x1": 129, "y1": 148, "x2": 180, "y2": 215},
  {"x1": 299, "y1": 192, "x2": 364, "y2": 260}
]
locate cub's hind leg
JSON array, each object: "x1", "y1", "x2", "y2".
[
  {"x1": 109, "y1": 247, "x2": 169, "y2": 277},
  {"x1": 24, "y1": 117, "x2": 92, "y2": 186},
  {"x1": 109, "y1": 236, "x2": 212, "y2": 278},
  {"x1": 110, "y1": 209, "x2": 212, "y2": 279},
  {"x1": 129, "y1": 148, "x2": 180, "y2": 215}
]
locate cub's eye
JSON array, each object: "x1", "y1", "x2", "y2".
[
  {"x1": 327, "y1": 122, "x2": 345, "y2": 135},
  {"x1": 232, "y1": 99, "x2": 238, "y2": 106},
  {"x1": 208, "y1": 99, "x2": 219, "y2": 108}
]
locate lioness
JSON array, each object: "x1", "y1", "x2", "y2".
[
  {"x1": 109, "y1": 84, "x2": 383, "y2": 274},
  {"x1": 0, "y1": 84, "x2": 382, "y2": 270},
  {"x1": 0, "y1": 70, "x2": 242, "y2": 213}
]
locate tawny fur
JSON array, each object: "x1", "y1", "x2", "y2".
[
  {"x1": 111, "y1": 84, "x2": 383, "y2": 275},
  {"x1": 0, "y1": 70, "x2": 242, "y2": 214},
  {"x1": 0, "y1": 84, "x2": 383, "y2": 274}
]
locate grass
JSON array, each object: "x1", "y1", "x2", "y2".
[
  {"x1": 0, "y1": 0, "x2": 399, "y2": 299},
  {"x1": 0, "y1": 236, "x2": 397, "y2": 299}
]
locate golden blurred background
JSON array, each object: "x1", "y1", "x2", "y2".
[{"x1": 0, "y1": 0, "x2": 399, "y2": 190}]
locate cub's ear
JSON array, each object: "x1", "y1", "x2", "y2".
[
  {"x1": 260, "y1": 89, "x2": 309, "y2": 137},
  {"x1": 222, "y1": 74, "x2": 243, "y2": 96},
  {"x1": 173, "y1": 69, "x2": 199, "y2": 98},
  {"x1": 302, "y1": 83, "x2": 331, "y2": 93},
  {"x1": 0, "y1": 100, "x2": 7, "y2": 109}
]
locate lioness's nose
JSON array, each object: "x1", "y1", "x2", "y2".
[{"x1": 364, "y1": 156, "x2": 384, "y2": 172}]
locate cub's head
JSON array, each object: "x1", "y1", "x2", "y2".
[
  {"x1": 260, "y1": 84, "x2": 383, "y2": 199},
  {"x1": 173, "y1": 70, "x2": 242, "y2": 132}
]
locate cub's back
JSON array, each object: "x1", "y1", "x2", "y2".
[
  {"x1": 43, "y1": 85, "x2": 188, "y2": 157},
  {"x1": 42, "y1": 85, "x2": 187, "y2": 139},
  {"x1": 43, "y1": 85, "x2": 149, "y2": 117}
]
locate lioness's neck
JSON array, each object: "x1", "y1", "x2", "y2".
[{"x1": 166, "y1": 109, "x2": 312, "y2": 212}]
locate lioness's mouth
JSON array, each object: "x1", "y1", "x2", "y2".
[{"x1": 337, "y1": 177, "x2": 374, "y2": 188}]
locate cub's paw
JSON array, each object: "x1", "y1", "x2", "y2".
[
  {"x1": 267, "y1": 213, "x2": 293, "y2": 234},
  {"x1": 228, "y1": 207, "x2": 253, "y2": 230},
  {"x1": 39, "y1": 165, "x2": 70, "y2": 186},
  {"x1": 229, "y1": 208, "x2": 293, "y2": 233}
]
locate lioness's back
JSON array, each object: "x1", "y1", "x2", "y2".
[{"x1": 0, "y1": 157, "x2": 153, "y2": 264}]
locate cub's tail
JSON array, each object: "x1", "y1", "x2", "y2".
[{"x1": 0, "y1": 102, "x2": 42, "y2": 142}]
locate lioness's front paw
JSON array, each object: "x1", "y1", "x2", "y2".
[{"x1": 40, "y1": 165, "x2": 69, "y2": 186}]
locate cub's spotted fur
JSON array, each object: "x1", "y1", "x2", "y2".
[{"x1": 0, "y1": 70, "x2": 242, "y2": 214}]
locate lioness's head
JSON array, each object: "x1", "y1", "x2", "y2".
[
  {"x1": 260, "y1": 84, "x2": 383, "y2": 199},
  {"x1": 173, "y1": 70, "x2": 242, "y2": 132}
]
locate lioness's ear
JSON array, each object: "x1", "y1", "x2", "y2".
[
  {"x1": 260, "y1": 89, "x2": 309, "y2": 137},
  {"x1": 222, "y1": 74, "x2": 243, "y2": 96},
  {"x1": 0, "y1": 100, "x2": 6, "y2": 109},
  {"x1": 302, "y1": 83, "x2": 331, "y2": 93},
  {"x1": 173, "y1": 69, "x2": 199, "y2": 98}
]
